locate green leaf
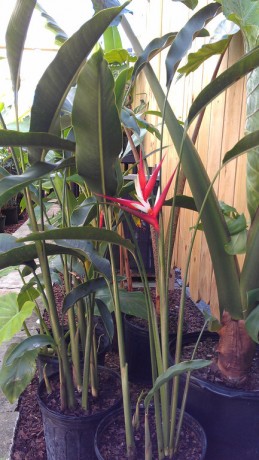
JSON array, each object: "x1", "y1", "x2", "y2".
[
  {"x1": 224, "y1": 230, "x2": 247, "y2": 255},
  {"x1": 0, "y1": 130, "x2": 75, "y2": 150},
  {"x1": 29, "y1": 2, "x2": 129, "y2": 162},
  {"x1": 178, "y1": 38, "x2": 231, "y2": 76},
  {"x1": 0, "y1": 267, "x2": 18, "y2": 278},
  {"x1": 0, "y1": 158, "x2": 75, "y2": 208},
  {"x1": 171, "y1": 0, "x2": 198, "y2": 10},
  {"x1": 240, "y1": 210, "x2": 259, "y2": 312},
  {"x1": 17, "y1": 286, "x2": 40, "y2": 309},
  {"x1": 121, "y1": 107, "x2": 140, "y2": 134},
  {"x1": 0, "y1": 235, "x2": 88, "y2": 270},
  {"x1": 72, "y1": 48, "x2": 122, "y2": 196},
  {"x1": 187, "y1": 46, "x2": 259, "y2": 126},
  {"x1": 223, "y1": 130, "x2": 259, "y2": 164},
  {"x1": 144, "y1": 359, "x2": 211, "y2": 408},
  {"x1": 71, "y1": 197, "x2": 97, "y2": 226},
  {"x1": 0, "y1": 343, "x2": 38, "y2": 403},
  {"x1": 166, "y1": 3, "x2": 221, "y2": 87},
  {"x1": 245, "y1": 304, "x2": 259, "y2": 343},
  {"x1": 63, "y1": 278, "x2": 107, "y2": 313},
  {"x1": 19, "y1": 226, "x2": 135, "y2": 252},
  {"x1": 0, "y1": 294, "x2": 35, "y2": 345},
  {"x1": 105, "y1": 49, "x2": 136, "y2": 65},
  {"x1": 96, "y1": 288, "x2": 148, "y2": 319},
  {"x1": 5, "y1": 335, "x2": 56, "y2": 365},
  {"x1": 6, "y1": 0, "x2": 36, "y2": 93},
  {"x1": 114, "y1": 67, "x2": 133, "y2": 114},
  {"x1": 103, "y1": 25, "x2": 122, "y2": 52},
  {"x1": 225, "y1": 213, "x2": 247, "y2": 236},
  {"x1": 132, "y1": 32, "x2": 176, "y2": 84},
  {"x1": 35, "y1": 3, "x2": 68, "y2": 46},
  {"x1": 221, "y1": 0, "x2": 259, "y2": 30},
  {"x1": 247, "y1": 289, "x2": 259, "y2": 312},
  {"x1": 165, "y1": 194, "x2": 197, "y2": 211},
  {"x1": 95, "y1": 298, "x2": 114, "y2": 341}
]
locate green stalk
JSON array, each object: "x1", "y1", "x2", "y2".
[
  {"x1": 63, "y1": 258, "x2": 82, "y2": 390},
  {"x1": 174, "y1": 319, "x2": 209, "y2": 453},
  {"x1": 106, "y1": 209, "x2": 135, "y2": 459},
  {"x1": 73, "y1": 277, "x2": 87, "y2": 354},
  {"x1": 124, "y1": 214, "x2": 165, "y2": 458},
  {"x1": 157, "y1": 218, "x2": 170, "y2": 454},
  {"x1": 82, "y1": 301, "x2": 93, "y2": 410}
]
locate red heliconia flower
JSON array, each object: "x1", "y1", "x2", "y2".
[{"x1": 97, "y1": 153, "x2": 176, "y2": 232}]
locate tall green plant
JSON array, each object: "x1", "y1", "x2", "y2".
[{"x1": 121, "y1": 0, "x2": 259, "y2": 385}]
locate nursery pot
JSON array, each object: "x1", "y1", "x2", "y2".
[
  {"x1": 124, "y1": 314, "x2": 184, "y2": 384},
  {"x1": 38, "y1": 366, "x2": 122, "y2": 460},
  {"x1": 37, "y1": 332, "x2": 110, "y2": 381},
  {"x1": 94, "y1": 406, "x2": 207, "y2": 460},
  {"x1": 170, "y1": 331, "x2": 259, "y2": 460},
  {"x1": 0, "y1": 215, "x2": 6, "y2": 233},
  {"x1": 2, "y1": 206, "x2": 18, "y2": 225}
]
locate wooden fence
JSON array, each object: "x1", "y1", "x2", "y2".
[{"x1": 131, "y1": 0, "x2": 247, "y2": 317}]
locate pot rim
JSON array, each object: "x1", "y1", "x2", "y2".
[
  {"x1": 94, "y1": 405, "x2": 207, "y2": 460},
  {"x1": 37, "y1": 365, "x2": 122, "y2": 422},
  {"x1": 170, "y1": 330, "x2": 259, "y2": 400}
]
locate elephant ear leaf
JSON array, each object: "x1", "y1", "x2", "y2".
[{"x1": 72, "y1": 48, "x2": 122, "y2": 196}]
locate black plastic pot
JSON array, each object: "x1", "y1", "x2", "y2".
[
  {"x1": 94, "y1": 406, "x2": 207, "y2": 460},
  {"x1": 124, "y1": 314, "x2": 183, "y2": 384},
  {"x1": 0, "y1": 215, "x2": 6, "y2": 233},
  {"x1": 38, "y1": 367, "x2": 122, "y2": 460},
  {"x1": 2, "y1": 206, "x2": 18, "y2": 225},
  {"x1": 37, "y1": 332, "x2": 110, "y2": 381},
  {"x1": 170, "y1": 331, "x2": 259, "y2": 460}
]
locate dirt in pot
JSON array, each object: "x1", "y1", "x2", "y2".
[
  {"x1": 97, "y1": 409, "x2": 206, "y2": 460},
  {"x1": 126, "y1": 287, "x2": 206, "y2": 334},
  {"x1": 40, "y1": 367, "x2": 122, "y2": 416},
  {"x1": 177, "y1": 333, "x2": 259, "y2": 391}
]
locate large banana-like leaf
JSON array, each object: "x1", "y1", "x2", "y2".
[
  {"x1": 19, "y1": 227, "x2": 135, "y2": 253},
  {"x1": 0, "y1": 130, "x2": 75, "y2": 150},
  {"x1": 36, "y1": 3, "x2": 68, "y2": 46},
  {"x1": 29, "y1": 2, "x2": 129, "y2": 156},
  {"x1": 131, "y1": 32, "x2": 177, "y2": 84},
  {"x1": 144, "y1": 359, "x2": 211, "y2": 409},
  {"x1": 52, "y1": 239, "x2": 112, "y2": 279},
  {"x1": 187, "y1": 46, "x2": 259, "y2": 126},
  {"x1": 6, "y1": 0, "x2": 36, "y2": 94},
  {"x1": 223, "y1": 131, "x2": 259, "y2": 164},
  {"x1": 0, "y1": 235, "x2": 87, "y2": 269},
  {"x1": 0, "y1": 158, "x2": 75, "y2": 208},
  {"x1": 166, "y1": 2, "x2": 221, "y2": 87},
  {"x1": 122, "y1": 19, "x2": 243, "y2": 318},
  {"x1": 72, "y1": 48, "x2": 122, "y2": 196},
  {"x1": 63, "y1": 278, "x2": 107, "y2": 313}
]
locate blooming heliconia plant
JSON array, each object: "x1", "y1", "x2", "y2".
[{"x1": 97, "y1": 152, "x2": 177, "y2": 232}]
